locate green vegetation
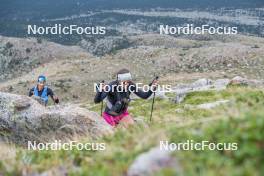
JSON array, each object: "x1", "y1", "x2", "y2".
[{"x1": 1, "y1": 86, "x2": 264, "y2": 175}]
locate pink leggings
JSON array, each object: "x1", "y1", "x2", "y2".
[{"x1": 102, "y1": 110, "x2": 129, "y2": 126}]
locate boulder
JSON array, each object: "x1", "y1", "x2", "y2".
[
  {"x1": 174, "y1": 93, "x2": 186, "y2": 104},
  {"x1": 172, "y1": 78, "x2": 229, "y2": 104},
  {"x1": 127, "y1": 147, "x2": 181, "y2": 176},
  {"x1": 213, "y1": 79, "x2": 230, "y2": 90},
  {"x1": 229, "y1": 76, "x2": 264, "y2": 87},
  {"x1": 229, "y1": 76, "x2": 248, "y2": 86},
  {"x1": 0, "y1": 92, "x2": 113, "y2": 145},
  {"x1": 191, "y1": 78, "x2": 212, "y2": 88},
  {"x1": 172, "y1": 78, "x2": 214, "y2": 95},
  {"x1": 196, "y1": 100, "x2": 230, "y2": 110}
]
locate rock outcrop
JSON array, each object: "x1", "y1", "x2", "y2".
[
  {"x1": 172, "y1": 78, "x2": 229, "y2": 94},
  {"x1": 0, "y1": 92, "x2": 113, "y2": 145},
  {"x1": 127, "y1": 147, "x2": 181, "y2": 176},
  {"x1": 228, "y1": 76, "x2": 264, "y2": 87},
  {"x1": 172, "y1": 78, "x2": 230, "y2": 104}
]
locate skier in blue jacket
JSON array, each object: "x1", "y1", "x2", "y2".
[{"x1": 29, "y1": 75, "x2": 59, "y2": 106}]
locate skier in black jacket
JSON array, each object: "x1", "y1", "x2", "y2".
[{"x1": 94, "y1": 69, "x2": 158, "y2": 127}]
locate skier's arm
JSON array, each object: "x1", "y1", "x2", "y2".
[
  {"x1": 130, "y1": 81, "x2": 157, "y2": 99},
  {"x1": 94, "y1": 91, "x2": 108, "y2": 103},
  {"x1": 29, "y1": 88, "x2": 34, "y2": 97},
  {"x1": 48, "y1": 88, "x2": 59, "y2": 104},
  {"x1": 94, "y1": 82, "x2": 110, "y2": 103}
]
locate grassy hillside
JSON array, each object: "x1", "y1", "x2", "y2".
[{"x1": 1, "y1": 85, "x2": 263, "y2": 175}]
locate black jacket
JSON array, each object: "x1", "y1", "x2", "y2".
[{"x1": 94, "y1": 81, "x2": 154, "y2": 116}]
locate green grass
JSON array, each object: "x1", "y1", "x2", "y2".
[
  {"x1": 184, "y1": 90, "x2": 231, "y2": 105},
  {"x1": 164, "y1": 108, "x2": 264, "y2": 176},
  {"x1": 1, "y1": 86, "x2": 264, "y2": 175}
]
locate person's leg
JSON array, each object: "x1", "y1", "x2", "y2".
[
  {"x1": 119, "y1": 115, "x2": 135, "y2": 128},
  {"x1": 102, "y1": 112, "x2": 117, "y2": 126}
]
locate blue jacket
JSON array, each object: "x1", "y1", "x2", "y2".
[{"x1": 34, "y1": 86, "x2": 49, "y2": 105}]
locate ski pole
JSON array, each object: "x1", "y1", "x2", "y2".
[
  {"x1": 100, "y1": 80, "x2": 105, "y2": 116},
  {"x1": 150, "y1": 76, "x2": 159, "y2": 122}
]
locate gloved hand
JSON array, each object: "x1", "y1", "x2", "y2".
[
  {"x1": 55, "y1": 99, "x2": 59, "y2": 104},
  {"x1": 152, "y1": 79, "x2": 159, "y2": 89},
  {"x1": 149, "y1": 76, "x2": 159, "y2": 91},
  {"x1": 96, "y1": 80, "x2": 106, "y2": 92},
  {"x1": 54, "y1": 97, "x2": 60, "y2": 104}
]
